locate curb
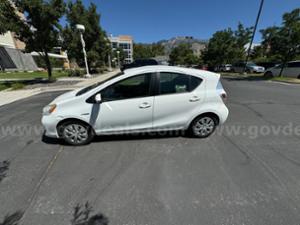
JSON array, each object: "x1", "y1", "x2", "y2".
[{"x1": 268, "y1": 80, "x2": 300, "y2": 85}]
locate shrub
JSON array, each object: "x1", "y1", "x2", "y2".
[
  {"x1": 67, "y1": 69, "x2": 84, "y2": 77},
  {"x1": 90, "y1": 67, "x2": 106, "y2": 74},
  {"x1": 11, "y1": 82, "x2": 25, "y2": 90}
]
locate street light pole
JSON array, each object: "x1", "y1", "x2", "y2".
[
  {"x1": 243, "y1": 0, "x2": 265, "y2": 73},
  {"x1": 76, "y1": 24, "x2": 91, "y2": 78},
  {"x1": 106, "y1": 42, "x2": 112, "y2": 71},
  {"x1": 116, "y1": 50, "x2": 120, "y2": 68},
  {"x1": 108, "y1": 54, "x2": 112, "y2": 71}
]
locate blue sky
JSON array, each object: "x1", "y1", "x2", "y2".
[{"x1": 82, "y1": 0, "x2": 299, "y2": 43}]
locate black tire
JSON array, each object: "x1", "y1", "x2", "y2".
[
  {"x1": 188, "y1": 115, "x2": 218, "y2": 138},
  {"x1": 58, "y1": 120, "x2": 94, "y2": 146},
  {"x1": 297, "y1": 75, "x2": 300, "y2": 79},
  {"x1": 264, "y1": 71, "x2": 274, "y2": 79}
]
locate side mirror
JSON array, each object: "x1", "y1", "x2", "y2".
[{"x1": 94, "y1": 93, "x2": 102, "y2": 104}]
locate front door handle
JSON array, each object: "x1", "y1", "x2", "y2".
[
  {"x1": 139, "y1": 102, "x2": 151, "y2": 109},
  {"x1": 189, "y1": 96, "x2": 201, "y2": 102}
]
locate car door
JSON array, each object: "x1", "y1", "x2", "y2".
[
  {"x1": 93, "y1": 73, "x2": 155, "y2": 134},
  {"x1": 287, "y1": 62, "x2": 300, "y2": 78},
  {"x1": 153, "y1": 72, "x2": 204, "y2": 130}
]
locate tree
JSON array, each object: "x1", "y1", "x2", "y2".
[
  {"x1": 235, "y1": 23, "x2": 253, "y2": 59},
  {"x1": 133, "y1": 43, "x2": 165, "y2": 60},
  {"x1": 202, "y1": 29, "x2": 237, "y2": 67},
  {"x1": 169, "y1": 43, "x2": 200, "y2": 66},
  {"x1": 0, "y1": 0, "x2": 24, "y2": 35},
  {"x1": 112, "y1": 48, "x2": 125, "y2": 67},
  {"x1": 62, "y1": 0, "x2": 108, "y2": 70},
  {"x1": 12, "y1": 0, "x2": 65, "y2": 80},
  {"x1": 203, "y1": 23, "x2": 253, "y2": 67},
  {"x1": 151, "y1": 43, "x2": 165, "y2": 56},
  {"x1": 133, "y1": 44, "x2": 153, "y2": 59},
  {"x1": 260, "y1": 8, "x2": 300, "y2": 76}
]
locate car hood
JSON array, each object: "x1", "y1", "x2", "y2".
[{"x1": 50, "y1": 89, "x2": 80, "y2": 104}]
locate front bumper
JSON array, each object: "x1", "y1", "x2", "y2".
[{"x1": 41, "y1": 115, "x2": 60, "y2": 138}]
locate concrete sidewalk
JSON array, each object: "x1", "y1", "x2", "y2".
[{"x1": 0, "y1": 70, "x2": 120, "y2": 107}]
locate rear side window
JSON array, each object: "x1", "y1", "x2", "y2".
[
  {"x1": 159, "y1": 72, "x2": 202, "y2": 95},
  {"x1": 190, "y1": 76, "x2": 202, "y2": 91}
]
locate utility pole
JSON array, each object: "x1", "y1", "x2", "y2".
[{"x1": 243, "y1": 0, "x2": 265, "y2": 73}]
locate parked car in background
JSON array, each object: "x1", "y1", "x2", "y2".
[
  {"x1": 121, "y1": 59, "x2": 159, "y2": 71},
  {"x1": 256, "y1": 62, "x2": 280, "y2": 70},
  {"x1": 42, "y1": 66, "x2": 229, "y2": 145},
  {"x1": 264, "y1": 61, "x2": 300, "y2": 78},
  {"x1": 232, "y1": 61, "x2": 265, "y2": 73},
  {"x1": 192, "y1": 65, "x2": 208, "y2": 71},
  {"x1": 215, "y1": 64, "x2": 232, "y2": 72}
]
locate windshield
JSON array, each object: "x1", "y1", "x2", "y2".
[{"x1": 76, "y1": 72, "x2": 124, "y2": 96}]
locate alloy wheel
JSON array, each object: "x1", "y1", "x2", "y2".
[
  {"x1": 192, "y1": 117, "x2": 216, "y2": 137},
  {"x1": 63, "y1": 124, "x2": 89, "y2": 145}
]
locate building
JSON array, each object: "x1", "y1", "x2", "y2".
[
  {"x1": 244, "y1": 43, "x2": 261, "y2": 52},
  {"x1": 0, "y1": 31, "x2": 39, "y2": 71},
  {"x1": 108, "y1": 35, "x2": 134, "y2": 64},
  {"x1": 0, "y1": 0, "x2": 69, "y2": 71}
]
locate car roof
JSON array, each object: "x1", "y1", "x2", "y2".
[{"x1": 123, "y1": 65, "x2": 220, "y2": 80}]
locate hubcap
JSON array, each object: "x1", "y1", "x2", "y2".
[
  {"x1": 193, "y1": 117, "x2": 215, "y2": 136},
  {"x1": 63, "y1": 124, "x2": 88, "y2": 144}
]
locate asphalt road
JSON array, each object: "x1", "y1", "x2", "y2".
[{"x1": 0, "y1": 78, "x2": 300, "y2": 225}]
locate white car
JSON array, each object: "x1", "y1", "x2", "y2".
[
  {"x1": 42, "y1": 66, "x2": 229, "y2": 145},
  {"x1": 218, "y1": 64, "x2": 232, "y2": 72},
  {"x1": 264, "y1": 61, "x2": 300, "y2": 78},
  {"x1": 233, "y1": 62, "x2": 265, "y2": 73}
]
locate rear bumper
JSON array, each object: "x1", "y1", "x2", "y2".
[{"x1": 218, "y1": 104, "x2": 229, "y2": 124}]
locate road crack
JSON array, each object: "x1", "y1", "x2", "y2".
[{"x1": 19, "y1": 146, "x2": 64, "y2": 224}]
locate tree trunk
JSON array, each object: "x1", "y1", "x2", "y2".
[
  {"x1": 43, "y1": 51, "x2": 52, "y2": 81},
  {"x1": 279, "y1": 59, "x2": 288, "y2": 77}
]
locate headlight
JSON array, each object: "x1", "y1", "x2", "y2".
[{"x1": 43, "y1": 104, "x2": 57, "y2": 115}]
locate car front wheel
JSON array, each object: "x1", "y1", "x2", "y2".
[
  {"x1": 59, "y1": 121, "x2": 94, "y2": 146},
  {"x1": 189, "y1": 115, "x2": 218, "y2": 138}
]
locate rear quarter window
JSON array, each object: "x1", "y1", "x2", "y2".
[{"x1": 190, "y1": 76, "x2": 203, "y2": 91}]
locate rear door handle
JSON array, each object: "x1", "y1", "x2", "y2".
[
  {"x1": 139, "y1": 102, "x2": 151, "y2": 109},
  {"x1": 189, "y1": 96, "x2": 201, "y2": 102}
]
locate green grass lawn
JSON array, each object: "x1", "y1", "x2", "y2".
[
  {"x1": 272, "y1": 76, "x2": 300, "y2": 84},
  {"x1": 0, "y1": 71, "x2": 68, "y2": 80},
  {"x1": 0, "y1": 82, "x2": 25, "y2": 91}
]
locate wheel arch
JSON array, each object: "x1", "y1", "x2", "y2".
[{"x1": 188, "y1": 112, "x2": 220, "y2": 129}]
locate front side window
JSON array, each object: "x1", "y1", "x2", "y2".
[
  {"x1": 101, "y1": 73, "x2": 152, "y2": 101},
  {"x1": 159, "y1": 72, "x2": 202, "y2": 95}
]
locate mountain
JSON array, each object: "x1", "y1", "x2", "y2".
[{"x1": 158, "y1": 36, "x2": 208, "y2": 55}]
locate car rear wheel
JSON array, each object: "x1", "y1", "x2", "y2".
[
  {"x1": 59, "y1": 121, "x2": 94, "y2": 146},
  {"x1": 189, "y1": 115, "x2": 218, "y2": 138}
]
